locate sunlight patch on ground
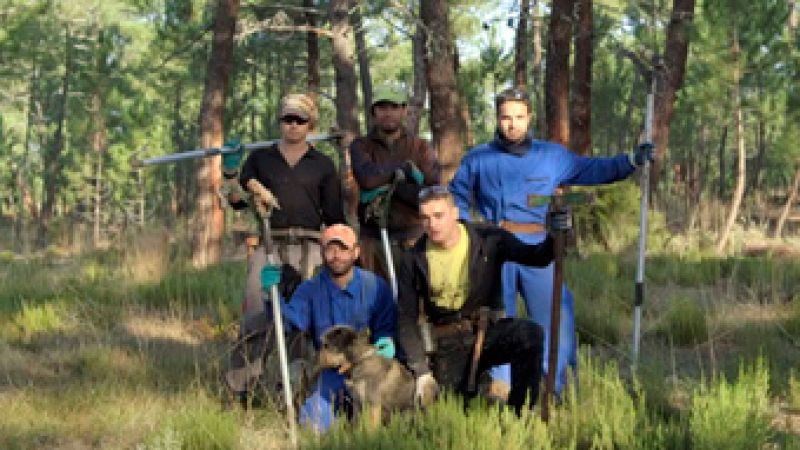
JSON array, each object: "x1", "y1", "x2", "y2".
[{"x1": 122, "y1": 316, "x2": 202, "y2": 346}]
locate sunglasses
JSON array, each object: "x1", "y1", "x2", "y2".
[
  {"x1": 418, "y1": 185, "x2": 451, "y2": 202},
  {"x1": 280, "y1": 115, "x2": 310, "y2": 125}
]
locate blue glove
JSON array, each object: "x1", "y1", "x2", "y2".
[
  {"x1": 373, "y1": 336, "x2": 395, "y2": 359},
  {"x1": 360, "y1": 185, "x2": 389, "y2": 204},
  {"x1": 630, "y1": 142, "x2": 655, "y2": 167},
  {"x1": 260, "y1": 264, "x2": 281, "y2": 290},
  {"x1": 222, "y1": 139, "x2": 244, "y2": 172},
  {"x1": 401, "y1": 160, "x2": 424, "y2": 185}
]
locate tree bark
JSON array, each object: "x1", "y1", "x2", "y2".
[
  {"x1": 408, "y1": 23, "x2": 427, "y2": 136},
  {"x1": 330, "y1": 0, "x2": 360, "y2": 143},
  {"x1": 774, "y1": 164, "x2": 800, "y2": 238},
  {"x1": 650, "y1": 0, "x2": 695, "y2": 193},
  {"x1": 37, "y1": 26, "x2": 72, "y2": 249},
  {"x1": 353, "y1": 5, "x2": 373, "y2": 129},
  {"x1": 192, "y1": 0, "x2": 239, "y2": 268},
  {"x1": 570, "y1": 0, "x2": 592, "y2": 155},
  {"x1": 421, "y1": 0, "x2": 466, "y2": 182},
  {"x1": 717, "y1": 36, "x2": 745, "y2": 254},
  {"x1": 304, "y1": 0, "x2": 320, "y2": 100},
  {"x1": 92, "y1": 90, "x2": 106, "y2": 248},
  {"x1": 514, "y1": 0, "x2": 530, "y2": 90},
  {"x1": 718, "y1": 124, "x2": 728, "y2": 200},
  {"x1": 545, "y1": 0, "x2": 573, "y2": 146},
  {"x1": 749, "y1": 117, "x2": 766, "y2": 193},
  {"x1": 531, "y1": 0, "x2": 546, "y2": 136}
]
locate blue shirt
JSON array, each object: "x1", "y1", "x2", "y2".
[
  {"x1": 281, "y1": 267, "x2": 396, "y2": 348},
  {"x1": 450, "y1": 137, "x2": 635, "y2": 228}
]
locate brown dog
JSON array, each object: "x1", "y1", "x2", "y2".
[{"x1": 318, "y1": 325, "x2": 416, "y2": 427}]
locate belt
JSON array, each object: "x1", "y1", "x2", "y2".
[
  {"x1": 432, "y1": 320, "x2": 474, "y2": 339},
  {"x1": 499, "y1": 221, "x2": 545, "y2": 234},
  {"x1": 271, "y1": 227, "x2": 321, "y2": 241}
]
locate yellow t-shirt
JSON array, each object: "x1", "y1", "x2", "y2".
[{"x1": 426, "y1": 223, "x2": 470, "y2": 310}]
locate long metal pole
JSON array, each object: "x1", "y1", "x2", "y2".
[
  {"x1": 259, "y1": 211, "x2": 297, "y2": 447},
  {"x1": 134, "y1": 133, "x2": 341, "y2": 167},
  {"x1": 632, "y1": 79, "x2": 655, "y2": 368}
]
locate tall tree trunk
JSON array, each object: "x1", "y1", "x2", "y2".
[
  {"x1": 717, "y1": 36, "x2": 745, "y2": 254},
  {"x1": 330, "y1": 0, "x2": 360, "y2": 222},
  {"x1": 718, "y1": 124, "x2": 728, "y2": 200},
  {"x1": 38, "y1": 26, "x2": 72, "y2": 249},
  {"x1": 545, "y1": 0, "x2": 573, "y2": 145},
  {"x1": 749, "y1": 117, "x2": 766, "y2": 193},
  {"x1": 514, "y1": 0, "x2": 530, "y2": 90},
  {"x1": 650, "y1": 0, "x2": 695, "y2": 193},
  {"x1": 570, "y1": 0, "x2": 592, "y2": 155},
  {"x1": 304, "y1": 0, "x2": 320, "y2": 99},
  {"x1": 16, "y1": 62, "x2": 38, "y2": 254},
  {"x1": 192, "y1": 0, "x2": 239, "y2": 268},
  {"x1": 421, "y1": 0, "x2": 466, "y2": 182},
  {"x1": 774, "y1": 164, "x2": 800, "y2": 238},
  {"x1": 330, "y1": 0, "x2": 360, "y2": 143},
  {"x1": 408, "y1": 23, "x2": 427, "y2": 136},
  {"x1": 531, "y1": 0, "x2": 546, "y2": 136},
  {"x1": 92, "y1": 91, "x2": 106, "y2": 248},
  {"x1": 353, "y1": 6, "x2": 373, "y2": 129}
]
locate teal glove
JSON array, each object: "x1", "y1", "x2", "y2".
[
  {"x1": 260, "y1": 264, "x2": 281, "y2": 290},
  {"x1": 401, "y1": 160, "x2": 424, "y2": 185},
  {"x1": 222, "y1": 139, "x2": 244, "y2": 172},
  {"x1": 374, "y1": 336, "x2": 395, "y2": 359},
  {"x1": 360, "y1": 185, "x2": 389, "y2": 204}
]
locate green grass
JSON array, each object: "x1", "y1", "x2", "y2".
[{"x1": 1, "y1": 240, "x2": 799, "y2": 448}]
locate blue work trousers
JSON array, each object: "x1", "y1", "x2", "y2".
[
  {"x1": 491, "y1": 234, "x2": 577, "y2": 395},
  {"x1": 299, "y1": 369, "x2": 349, "y2": 432}
]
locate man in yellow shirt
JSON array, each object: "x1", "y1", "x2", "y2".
[{"x1": 396, "y1": 186, "x2": 571, "y2": 414}]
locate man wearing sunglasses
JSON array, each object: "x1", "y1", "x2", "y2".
[
  {"x1": 349, "y1": 83, "x2": 440, "y2": 282},
  {"x1": 232, "y1": 93, "x2": 345, "y2": 317},
  {"x1": 449, "y1": 88, "x2": 653, "y2": 399}
]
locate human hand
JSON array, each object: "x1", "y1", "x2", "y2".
[
  {"x1": 222, "y1": 139, "x2": 244, "y2": 174},
  {"x1": 401, "y1": 160, "x2": 424, "y2": 185},
  {"x1": 629, "y1": 142, "x2": 654, "y2": 167},
  {"x1": 547, "y1": 207, "x2": 573, "y2": 232},
  {"x1": 415, "y1": 372, "x2": 439, "y2": 406},
  {"x1": 260, "y1": 264, "x2": 282, "y2": 290},
  {"x1": 246, "y1": 179, "x2": 281, "y2": 215},
  {"x1": 359, "y1": 185, "x2": 389, "y2": 204},
  {"x1": 373, "y1": 336, "x2": 395, "y2": 359}
]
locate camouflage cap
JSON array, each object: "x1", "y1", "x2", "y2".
[
  {"x1": 372, "y1": 83, "x2": 408, "y2": 106},
  {"x1": 280, "y1": 93, "x2": 318, "y2": 124}
]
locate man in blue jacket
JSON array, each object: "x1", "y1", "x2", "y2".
[
  {"x1": 449, "y1": 88, "x2": 652, "y2": 397},
  {"x1": 228, "y1": 224, "x2": 397, "y2": 431},
  {"x1": 278, "y1": 223, "x2": 395, "y2": 432}
]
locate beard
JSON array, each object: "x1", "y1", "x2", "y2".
[{"x1": 327, "y1": 259, "x2": 355, "y2": 277}]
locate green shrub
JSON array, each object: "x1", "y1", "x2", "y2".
[
  {"x1": 689, "y1": 358, "x2": 773, "y2": 450},
  {"x1": 655, "y1": 296, "x2": 708, "y2": 346},
  {"x1": 142, "y1": 408, "x2": 239, "y2": 450}
]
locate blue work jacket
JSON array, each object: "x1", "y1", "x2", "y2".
[
  {"x1": 450, "y1": 136, "x2": 635, "y2": 226},
  {"x1": 281, "y1": 267, "x2": 396, "y2": 348}
]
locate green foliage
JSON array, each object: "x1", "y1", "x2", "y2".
[
  {"x1": 655, "y1": 296, "x2": 708, "y2": 347},
  {"x1": 142, "y1": 407, "x2": 239, "y2": 450},
  {"x1": 689, "y1": 358, "x2": 773, "y2": 449}
]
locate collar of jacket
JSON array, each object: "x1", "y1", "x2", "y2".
[{"x1": 492, "y1": 130, "x2": 533, "y2": 156}]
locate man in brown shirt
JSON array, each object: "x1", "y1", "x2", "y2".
[{"x1": 349, "y1": 84, "x2": 440, "y2": 283}]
